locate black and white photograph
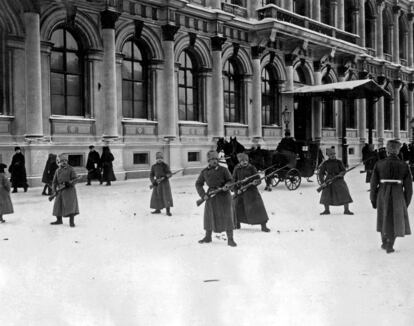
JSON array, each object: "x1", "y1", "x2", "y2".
[{"x1": 1, "y1": 0, "x2": 414, "y2": 325}]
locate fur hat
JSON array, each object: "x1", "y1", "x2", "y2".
[
  {"x1": 386, "y1": 139, "x2": 401, "y2": 155},
  {"x1": 237, "y1": 152, "x2": 249, "y2": 161},
  {"x1": 58, "y1": 153, "x2": 69, "y2": 161},
  {"x1": 155, "y1": 152, "x2": 164, "y2": 159},
  {"x1": 207, "y1": 150, "x2": 219, "y2": 160},
  {"x1": 14, "y1": 146, "x2": 21, "y2": 151},
  {"x1": 0, "y1": 163, "x2": 6, "y2": 173}
]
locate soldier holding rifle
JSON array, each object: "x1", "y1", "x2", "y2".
[
  {"x1": 370, "y1": 140, "x2": 412, "y2": 254},
  {"x1": 50, "y1": 154, "x2": 79, "y2": 227},
  {"x1": 195, "y1": 150, "x2": 237, "y2": 247},
  {"x1": 318, "y1": 148, "x2": 353, "y2": 215},
  {"x1": 150, "y1": 152, "x2": 173, "y2": 216},
  {"x1": 232, "y1": 152, "x2": 270, "y2": 232}
]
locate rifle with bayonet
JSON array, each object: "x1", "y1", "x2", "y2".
[
  {"x1": 196, "y1": 163, "x2": 286, "y2": 206},
  {"x1": 316, "y1": 163, "x2": 362, "y2": 193},
  {"x1": 48, "y1": 176, "x2": 81, "y2": 201},
  {"x1": 149, "y1": 169, "x2": 184, "y2": 189}
]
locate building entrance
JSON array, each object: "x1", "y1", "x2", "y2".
[{"x1": 293, "y1": 97, "x2": 312, "y2": 143}]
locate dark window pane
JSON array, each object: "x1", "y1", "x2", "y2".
[
  {"x1": 67, "y1": 75, "x2": 80, "y2": 96},
  {"x1": 51, "y1": 29, "x2": 64, "y2": 48},
  {"x1": 187, "y1": 89, "x2": 193, "y2": 106},
  {"x1": 178, "y1": 70, "x2": 185, "y2": 85},
  {"x1": 133, "y1": 62, "x2": 143, "y2": 81},
  {"x1": 133, "y1": 44, "x2": 142, "y2": 60},
  {"x1": 134, "y1": 100, "x2": 146, "y2": 118},
  {"x1": 122, "y1": 81, "x2": 133, "y2": 100},
  {"x1": 66, "y1": 53, "x2": 80, "y2": 74},
  {"x1": 123, "y1": 100, "x2": 133, "y2": 118},
  {"x1": 186, "y1": 71, "x2": 193, "y2": 87},
  {"x1": 179, "y1": 104, "x2": 186, "y2": 120},
  {"x1": 67, "y1": 96, "x2": 81, "y2": 115},
  {"x1": 51, "y1": 73, "x2": 64, "y2": 95},
  {"x1": 122, "y1": 41, "x2": 132, "y2": 58},
  {"x1": 65, "y1": 31, "x2": 78, "y2": 51},
  {"x1": 122, "y1": 61, "x2": 133, "y2": 80},
  {"x1": 186, "y1": 53, "x2": 192, "y2": 69},
  {"x1": 133, "y1": 82, "x2": 143, "y2": 101},
  {"x1": 51, "y1": 95, "x2": 65, "y2": 115},
  {"x1": 178, "y1": 87, "x2": 186, "y2": 106},
  {"x1": 51, "y1": 52, "x2": 64, "y2": 71}
]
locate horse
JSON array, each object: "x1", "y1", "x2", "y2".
[{"x1": 216, "y1": 137, "x2": 245, "y2": 173}]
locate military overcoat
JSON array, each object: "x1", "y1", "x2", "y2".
[
  {"x1": 0, "y1": 173, "x2": 13, "y2": 215},
  {"x1": 195, "y1": 165, "x2": 234, "y2": 232},
  {"x1": 150, "y1": 162, "x2": 173, "y2": 209},
  {"x1": 318, "y1": 159, "x2": 353, "y2": 206},
  {"x1": 52, "y1": 165, "x2": 79, "y2": 217},
  {"x1": 9, "y1": 152, "x2": 28, "y2": 188},
  {"x1": 232, "y1": 163, "x2": 268, "y2": 225},
  {"x1": 370, "y1": 155, "x2": 412, "y2": 237}
]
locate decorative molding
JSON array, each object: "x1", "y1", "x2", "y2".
[
  {"x1": 211, "y1": 36, "x2": 226, "y2": 51},
  {"x1": 161, "y1": 24, "x2": 179, "y2": 41},
  {"x1": 100, "y1": 10, "x2": 120, "y2": 29}
]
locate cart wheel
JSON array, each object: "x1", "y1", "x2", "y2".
[
  {"x1": 285, "y1": 168, "x2": 301, "y2": 190},
  {"x1": 271, "y1": 173, "x2": 281, "y2": 187}
]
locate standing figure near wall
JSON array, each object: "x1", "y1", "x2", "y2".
[
  {"x1": 41, "y1": 153, "x2": 58, "y2": 195},
  {"x1": 232, "y1": 152, "x2": 270, "y2": 232},
  {"x1": 100, "y1": 146, "x2": 116, "y2": 186},
  {"x1": 370, "y1": 140, "x2": 412, "y2": 254},
  {"x1": 149, "y1": 152, "x2": 173, "y2": 216},
  {"x1": 9, "y1": 147, "x2": 28, "y2": 193},
  {"x1": 86, "y1": 145, "x2": 102, "y2": 186},
  {"x1": 0, "y1": 163, "x2": 14, "y2": 223}
]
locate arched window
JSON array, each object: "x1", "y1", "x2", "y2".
[
  {"x1": 365, "y1": 1, "x2": 375, "y2": 49},
  {"x1": 344, "y1": 2, "x2": 354, "y2": 33},
  {"x1": 383, "y1": 10, "x2": 391, "y2": 55},
  {"x1": 293, "y1": 0, "x2": 306, "y2": 16},
  {"x1": 122, "y1": 40, "x2": 149, "y2": 119},
  {"x1": 384, "y1": 97, "x2": 392, "y2": 130},
  {"x1": 261, "y1": 65, "x2": 279, "y2": 126},
  {"x1": 399, "y1": 16, "x2": 407, "y2": 60},
  {"x1": 223, "y1": 59, "x2": 243, "y2": 123},
  {"x1": 400, "y1": 91, "x2": 407, "y2": 131},
  {"x1": 178, "y1": 50, "x2": 201, "y2": 121},
  {"x1": 50, "y1": 27, "x2": 84, "y2": 116},
  {"x1": 322, "y1": 74, "x2": 335, "y2": 128}
]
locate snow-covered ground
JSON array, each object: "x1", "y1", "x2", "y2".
[{"x1": 1, "y1": 168, "x2": 414, "y2": 326}]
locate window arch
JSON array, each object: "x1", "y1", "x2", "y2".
[
  {"x1": 50, "y1": 27, "x2": 84, "y2": 116},
  {"x1": 121, "y1": 39, "x2": 149, "y2": 119},
  {"x1": 178, "y1": 50, "x2": 201, "y2": 121},
  {"x1": 261, "y1": 65, "x2": 279, "y2": 126},
  {"x1": 322, "y1": 74, "x2": 335, "y2": 128},
  {"x1": 223, "y1": 59, "x2": 243, "y2": 123}
]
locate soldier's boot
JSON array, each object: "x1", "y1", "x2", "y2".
[
  {"x1": 386, "y1": 237, "x2": 395, "y2": 254},
  {"x1": 226, "y1": 230, "x2": 237, "y2": 247},
  {"x1": 86, "y1": 179, "x2": 91, "y2": 186},
  {"x1": 12, "y1": 188, "x2": 17, "y2": 193},
  {"x1": 320, "y1": 205, "x2": 330, "y2": 215},
  {"x1": 0, "y1": 215, "x2": 5, "y2": 223},
  {"x1": 198, "y1": 230, "x2": 212, "y2": 244},
  {"x1": 166, "y1": 207, "x2": 172, "y2": 216},
  {"x1": 41, "y1": 185, "x2": 48, "y2": 195},
  {"x1": 261, "y1": 223, "x2": 271, "y2": 232},
  {"x1": 69, "y1": 215, "x2": 75, "y2": 228},
  {"x1": 50, "y1": 216, "x2": 63, "y2": 225},
  {"x1": 344, "y1": 204, "x2": 354, "y2": 215},
  {"x1": 151, "y1": 209, "x2": 161, "y2": 214},
  {"x1": 381, "y1": 235, "x2": 387, "y2": 250}
]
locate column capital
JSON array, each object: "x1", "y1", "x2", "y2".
[
  {"x1": 393, "y1": 79, "x2": 403, "y2": 89},
  {"x1": 161, "y1": 24, "x2": 179, "y2": 41},
  {"x1": 100, "y1": 10, "x2": 120, "y2": 29},
  {"x1": 393, "y1": 5, "x2": 401, "y2": 16},
  {"x1": 211, "y1": 36, "x2": 226, "y2": 51},
  {"x1": 251, "y1": 46, "x2": 265, "y2": 60}
]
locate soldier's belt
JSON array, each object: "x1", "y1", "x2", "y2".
[{"x1": 380, "y1": 179, "x2": 402, "y2": 184}]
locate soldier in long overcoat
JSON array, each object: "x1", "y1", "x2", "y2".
[
  {"x1": 150, "y1": 152, "x2": 173, "y2": 216},
  {"x1": 232, "y1": 152, "x2": 270, "y2": 232},
  {"x1": 318, "y1": 148, "x2": 353, "y2": 215},
  {"x1": 101, "y1": 146, "x2": 116, "y2": 186},
  {"x1": 195, "y1": 150, "x2": 237, "y2": 247},
  {"x1": 50, "y1": 154, "x2": 79, "y2": 227},
  {"x1": 9, "y1": 146, "x2": 28, "y2": 193},
  {"x1": 0, "y1": 163, "x2": 13, "y2": 223},
  {"x1": 86, "y1": 145, "x2": 102, "y2": 185},
  {"x1": 363, "y1": 145, "x2": 379, "y2": 183},
  {"x1": 41, "y1": 153, "x2": 58, "y2": 195},
  {"x1": 370, "y1": 139, "x2": 413, "y2": 253}
]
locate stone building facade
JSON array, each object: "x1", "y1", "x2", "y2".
[{"x1": 0, "y1": 0, "x2": 413, "y2": 184}]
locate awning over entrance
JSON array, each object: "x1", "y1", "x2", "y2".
[{"x1": 283, "y1": 79, "x2": 391, "y2": 100}]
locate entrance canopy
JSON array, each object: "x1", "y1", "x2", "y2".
[{"x1": 283, "y1": 79, "x2": 391, "y2": 100}]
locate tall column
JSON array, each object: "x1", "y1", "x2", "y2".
[
  {"x1": 358, "y1": 0, "x2": 365, "y2": 47},
  {"x1": 24, "y1": 11, "x2": 43, "y2": 138},
  {"x1": 211, "y1": 0, "x2": 221, "y2": 10},
  {"x1": 393, "y1": 6, "x2": 400, "y2": 64},
  {"x1": 331, "y1": 1, "x2": 338, "y2": 28},
  {"x1": 209, "y1": 36, "x2": 226, "y2": 139},
  {"x1": 284, "y1": 54, "x2": 295, "y2": 136},
  {"x1": 312, "y1": 61, "x2": 322, "y2": 142},
  {"x1": 393, "y1": 80, "x2": 402, "y2": 139},
  {"x1": 312, "y1": 0, "x2": 321, "y2": 21},
  {"x1": 337, "y1": 70, "x2": 348, "y2": 166},
  {"x1": 408, "y1": 15, "x2": 413, "y2": 67},
  {"x1": 250, "y1": 46, "x2": 263, "y2": 140},
  {"x1": 100, "y1": 10, "x2": 120, "y2": 139},
  {"x1": 376, "y1": 2, "x2": 384, "y2": 58},
  {"x1": 283, "y1": 0, "x2": 293, "y2": 11},
  {"x1": 353, "y1": 7, "x2": 360, "y2": 39},
  {"x1": 337, "y1": 0, "x2": 345, "y2": 30},
  {"x1": 160, "y1": 25, "x2": 179, "y2": 139},
  {"x1": 377, "y1": 96, "x2": 384, "y2": 147},
  {"x1": 358, "y1": 99, "x2": 366, "y2": 143}
]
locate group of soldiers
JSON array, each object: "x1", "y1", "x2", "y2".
[{"x1": 0, "y1": 139, "x2": 412, "y2": 253}]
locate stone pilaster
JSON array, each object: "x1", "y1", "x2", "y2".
[
  {"x1": 101, "y1": 10, "x2": 120, "y2": 139},
  {"x1": 358, "y1": 0, "x2": 365, "y2": 47},
  {"x1": 337, "y1": 0, "x2": 345, "y2": 30},
  {"x1": 312, "y1": 0, "x2": 321, "y2": 21},
  {"x1": 376, "y1": 1, "x2": 384, "y2": 58},
  {"x1": 331, "y1": 1, "x2": 338, "y2": 28},
  {"x1": 250, "y1": 46, "x2": 264, "y2": 140},
  {"x1": 24, "y1": 12, "x2": 43, "y2": 138},
  {"x1": 209, "y1": 36, "x2": 226, "y2": 139},
  {"x1": 312, "y1": 61, "x2": 322, "y2": 142},
  {"x1": 409, "y1": 14, "x2": 414, "y2": 67},
  {"x1": 393, "y1": 80, "x2": 402, "y2": 139},
  {"x1": 408, "y1": 83, "x2": 414, "y2": 142}
]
